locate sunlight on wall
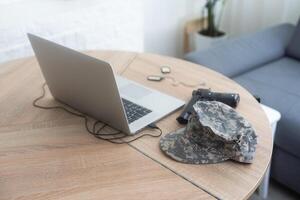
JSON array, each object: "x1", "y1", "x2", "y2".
[{"x1": 0, "y1": 0, "x2": 143, "y2": 63}]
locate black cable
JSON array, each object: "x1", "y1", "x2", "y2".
[
  {"x1": 100, "y1": 123, "x2": 162, "y2": 144},
  {"x1": 33, "y1": 83, "x2": 162, "y2": 144}
]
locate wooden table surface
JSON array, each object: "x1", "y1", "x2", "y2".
[{"x1": 0, "y1": 51, "x2": 272, "y2": 200}]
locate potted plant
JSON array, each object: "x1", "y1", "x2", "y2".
[{"x1": 194, "y1": 0, "x2": 227, "y2": 50}]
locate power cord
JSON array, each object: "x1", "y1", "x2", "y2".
[
  {"x1": 33, "y1": 83, "x2": 162, "y2": 144},
  {"x1": 164, "y1": 76, "x2": 206, "y2": 88}
]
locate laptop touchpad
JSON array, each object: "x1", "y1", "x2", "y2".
[{"x1": 120, "y1": 84, "x2": 151, "y2": 99}]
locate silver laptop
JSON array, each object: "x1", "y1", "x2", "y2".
[{"x1": 28, "y1": 33, "x2": 184, "y2": 135}]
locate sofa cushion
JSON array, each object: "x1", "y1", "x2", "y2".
[
  {"x1": 286, "y1": 19, "x2": 300, "y2": 60},
  {"x1": 234, "y1": 74, "x2": 299, "y2": 115},
  {"x1": 233, "y1": 57, "x2": 300, "y2": 158},
  {"x1": 271, "y1": 146, "x2": 300, "y2": 193},
  {"x1": 185, "y1": 24, "x2": 295, "y2": 77},
  {"x1": 234, "y1": 57, "x2": 300, "y2": 95}
]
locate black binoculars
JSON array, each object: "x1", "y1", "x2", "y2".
[{"x1": 176, "y1": 89, "x2": 240, "y2": 124}]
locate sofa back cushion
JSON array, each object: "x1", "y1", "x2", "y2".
[
  {"x1": 185, "y1": 24, "x2": 295, "y2": 78},
  {"x1": 286, "y1": 19, "x2": 300, "y2": 60}
]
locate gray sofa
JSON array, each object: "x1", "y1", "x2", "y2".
[{"x1": 185, "y1": 21, "x2": 300, "y2": 193}]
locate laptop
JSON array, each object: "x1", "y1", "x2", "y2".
[{"x1": 28, "y1": 33, "x2": 185, "y2": 135}]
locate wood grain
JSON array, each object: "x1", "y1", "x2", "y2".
[
  {"x1": 0, "y1": 51, "x2": 272, "y2": 200},
  {"x1": 0, "y1": 52, "x2": 213, "y2": 200},
  {"x1": 117, "y1": 52, "x2": 273, "y2": 200},
  {"x1": 0, "y1": 121, "x2": 212, "y2": 200}
]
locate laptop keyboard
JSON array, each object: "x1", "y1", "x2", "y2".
[{"x1": 122, "y1": 98, "x2": 152, "y2": 124}]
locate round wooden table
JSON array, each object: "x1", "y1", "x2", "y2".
[{"x1": 0, "y1": 51, "x2": 272, "y2": 200}]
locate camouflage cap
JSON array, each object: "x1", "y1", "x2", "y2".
[{"x1": 160, "y1": 101, "x2": 257, "y2": 164}]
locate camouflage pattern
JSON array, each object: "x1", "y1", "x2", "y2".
[{"x1": 160, "y1": 101, "x2": 257, "y2": 164}]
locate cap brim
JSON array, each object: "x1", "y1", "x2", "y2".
[{"x1": 160, "y1": 128, "x2": 230, "y2": 164}]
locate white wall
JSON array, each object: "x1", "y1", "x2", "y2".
[
  {"x1": 144, "y1": 0, "x2": 186, "y2": 57},
  {"x1": 1, "y1": 0, "x2": 299, "y2": 63},
  {"x1": 144, "y1": 0, "x2": 300, "y2": 57},
  {"x1": 0, "y1": 0, "x2": 143, "y2": 63},
  {"x1": 143, "y1": 0, "x2": 206, "y2": 58}
]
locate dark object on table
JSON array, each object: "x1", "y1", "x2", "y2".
[
  {"x1": 161, "y1": 101, "x2": 257, "y2": 164},
  {"x1": 185, "y1": 20, "x2": 300, "y2": 193},
  {"x1": 176, "y1": 89, "x2": 240, "y2": 124},
  {"x1": 253, "y1": 94, "x2": 261, "y2": 103}
]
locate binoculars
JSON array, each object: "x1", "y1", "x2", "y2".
[{"x1": 176, "y1": 89, "x2": 240, "y2": 124}]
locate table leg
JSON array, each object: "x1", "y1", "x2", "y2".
[
  {"x1": 259, "y1": 165, "x2": 271, "y2": 199},
  {"x1": 258, "y1": 122, "x2": 278, "y2": 199}
]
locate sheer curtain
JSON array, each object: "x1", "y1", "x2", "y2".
[{"x1": 220, "y1": 0, "x2": 300, "y2": 37}]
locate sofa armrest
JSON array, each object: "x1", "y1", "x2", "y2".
[{"x1": 185, "y1": 23, "x2": 295, "y2": 77}]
